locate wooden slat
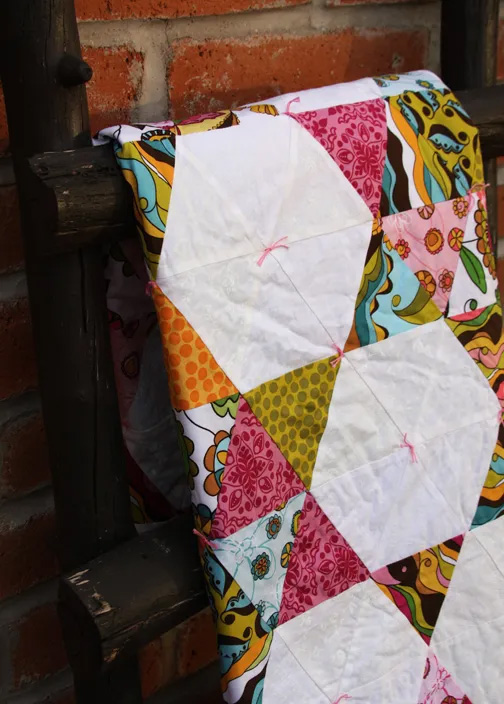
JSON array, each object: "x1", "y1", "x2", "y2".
[
  {"x1": 30, "y1": 144, "x2": 136, "y2": 251},
  {"x1": 441, "y1": 0, "x2": 500, "y2": 250},
  {"x1": 459, "y1": 86, "x2": 504, "y2": 159},
  {"x1": 441, "y1": 0, "x2": 499, "y2": 90},
  {"x1": 60, "y1": 514, "x2": 208, "y2": 673}
]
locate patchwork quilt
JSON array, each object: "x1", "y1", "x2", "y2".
[{"x1": 99, "y1": 71, "x2": 504, "y2": 704}]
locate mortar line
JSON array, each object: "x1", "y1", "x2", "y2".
[
  {"x1": 77, "y1": 3, "x2": 441, "y2": 45},
  {"x1": 0, "y1": 579, "x2": 59, "y2": 627},
  {"x1": 0, "y1": 669, "x2": 73, "y2": 704}
]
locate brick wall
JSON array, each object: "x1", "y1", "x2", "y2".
[{"x1": 2, "y1": 0, "x2": 495, "y2": 701}]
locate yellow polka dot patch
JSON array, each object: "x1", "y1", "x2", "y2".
[
  {"x1": 244, "y1": 358, "x2": 339, "y2": 489},
  {"x1": 150, "y1": 283, "x2": 238, "y2": 411}
]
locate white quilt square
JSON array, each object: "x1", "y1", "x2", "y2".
[
  {"x1": 415, "y1": 418, "x2": 499, "y2": 533},
  {"x1": 271, "y1": 224, "x2": 372, "y2": 350},
  {"x1": 310, "y1": 357, "x2": 403, "y2": 488},
  {"x1": 311, "y1": 448, "x2": 467, "y2": 573},
  {"x1": 263, "y1": 634, "x2": 329, "y2": 704},
  {"x1": 273, "y1": 579, "x2": 426, "y2": 703},
  {"x1": 159, "y1": 253, "x2": 333, "y2": 393},
  {"x1": 157, "y1": 114, "x2": 372, "y2": 280},
  {"x1": 247, "y1": 77, "x2": 382, "y2": 113},
  {"x1": 431, "y1": 521, "x2": 504, "y2": 704},
  {"x1": 347, "y1": 319, "x2": 500, "y2": 447},
  {"x1": 432, "y1": 522, "x2": 504, "y2": 645}
]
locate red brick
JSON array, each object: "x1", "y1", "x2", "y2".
[
  {"x1": 0, "y1": 413, "x2": 50, "y2": 499},
  {"x1": 140, "y1": 609, "x2": 218, "y2": 698},
  {"x1": 0, "y1": 511, "x2": 58, "y2": 600},
  {"x1": 332, "y1": 0, "x2": 417, "y2": 4},
  {"x1": 499, "y1": 19, "x2": 504, "y2": 81},
  {"x1": 168, "y1": 30, "x2": 428, "y2": 119},
  {"x1": 0, "y1": 298, "x2": 37, "y2": 401},
  {"x1": 0, "y1": 186, "x2": 23, "y2": 274},
  {"x1": 76, "y1": 0, "x2": 307, "y2": 21},
  {"x1": 82, "y1": 47, "x2": 144, "y2": 135},
  {"x1": 0, "y1": 83, "x2": 8, "y2": 155},
  {"x1": 139, "y1": 632, "x2": 177, "y2": 699},
  {"x1": 176, "y1": 608, "x2": 218, "y2": 679},
  {"x1": 9, "y1": 602, "x2": 67, "y2": 689}
]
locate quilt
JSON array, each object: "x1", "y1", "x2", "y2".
[{"x1": 99, "y1": 70, "x2": 504, "y2": 704}]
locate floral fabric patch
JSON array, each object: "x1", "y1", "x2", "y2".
[
  {"x1": 448, "y1": 190, "x2": 497, "y2": 316},
  {"x1": 175, "y1": 395, "x2": 239, "y2": 535},
  {"x1": 290, "y1": 98, "x2": 387, "y2": 216},
  {"x1": 200, "y1": 544, "x2": 273, "y2": 701},
  {"x1": 345, "y1": 218, "x2": 442, "y2": 351},
  {"x1": 381, "y1": 89, "x2": 483, "y2": 216},
  {"x1": 373, "y1": 70, "x2": 447, "y2": 98},
  {"x1": 372, "y1": 534, "x2": 464, "y2": 644},
  {"x1": 212, "y1": 492, "x2": 307, "y2": 630},
  {"x1": 381, "y1": 197, "x2": 469, "y2": 314},
  {"x1": 212, "y1": 397, "x2": 305, "y2": 539},
  {"x1": 418, "y1": 651, "x2": 472, "y2": 704},
  {"x1": 446, "y1": 301, "x2": 504, "y2": 527},
  {"x1": 279, "y1": 493, "x2": 369, "y2": 624}
]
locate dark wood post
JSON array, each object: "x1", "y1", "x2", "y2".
[
  {"x1": 441, "y1": 0, "x2": 500, "y2": 252},
  {"x1": 0, "y1": 1, "x2": 142, "y2": 701}
]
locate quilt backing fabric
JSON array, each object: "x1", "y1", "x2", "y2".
[{"x1": 99, "y1": 71, "x2": 504, "y2": 704}]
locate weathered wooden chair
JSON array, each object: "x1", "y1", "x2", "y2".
[{"x1": 0, "y1": 0, "x2": 502, "y2": 701}]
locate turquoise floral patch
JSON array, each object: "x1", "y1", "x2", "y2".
[{"x1": 211, "y1": 491, "x2": 306, "y2": 627}]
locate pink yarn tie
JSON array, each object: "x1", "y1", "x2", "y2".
[
  {"x1": 467, "y1": 183, "x2": 491, "y2": 214},
  {"x1": 257, "y1": 236, "x2": 289, "y2": 266},
  {"x1": 469, "y1": 182, "x2": 490, "y2": 194},
  {"x1": 401, "y1": 433, "x2": 417, "y2": 463},
  {"x1": 330, "y1": 343, "x2": 344, "y2": 368},
  {"x1": 285, "y1": 96, "x2": 300, "y2": 115},
  {"x1": 333, "y1": 695, "x2": 352, "y2": 704},
  {"x1": 145, "y1": 280, "x2": 156, "y2": 296},
  {"x1": 192, "y1": 528, "x2": 217, "y2": 550}
]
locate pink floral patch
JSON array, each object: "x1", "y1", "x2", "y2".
[
  {"x1": 278, "y1": 493, "x2": 369, "y2": 624},
  {"x1": 418, "y1": 651, "x2": 472, "y2": 704},
  {"x1": 211, "y1": 398, "x2": 305, "y2": 539},
  {"x1": 382, "y1": 197, "x2": 469, "y2": 314},
  {"x1": 290, "y1": 99, "x2": 387, "y2": 216}
]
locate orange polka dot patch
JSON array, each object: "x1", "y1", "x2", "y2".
[
  {"x1": 150, "y1": 283, "x2": 238, "y2": 411},
  {"x1": 244, "y1": 358, "x2": 339, "y2": 489}
]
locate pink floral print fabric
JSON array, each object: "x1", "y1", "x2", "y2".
[
  {"x1": 211, "y1": 397, "x2": 305, "y2": 538},
  {"x1": 418, "y1": 652, "x2": 472, "y2": 704},
  {"x1": 381, "y1": 197, "x2": 470, "y2": 314},
  {"x1": 279, "y1": 493, "x2": 369, "y2": 624},
  {"x1": 290, "y1": 98, "x2": 387, "y2": 216}
]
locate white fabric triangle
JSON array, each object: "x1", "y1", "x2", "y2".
[
  {"x1": 275, "y1": 579, "x2": 426, "y2": 703},
  {"x1": 431, "y1": 523, "x2": 504, "y2": 704},
  {"x1": 263, "y1": 632, "x2": 329, "y2": 704},
  {"x1": 311, "y1": 357, "x2": 403, "y2": 489}
]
